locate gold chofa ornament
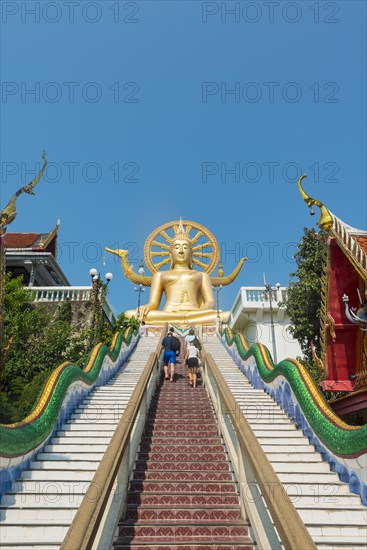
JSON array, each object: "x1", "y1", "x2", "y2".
[{"x1": 106, "y1": 219, "x2": 247, "y2": 326}]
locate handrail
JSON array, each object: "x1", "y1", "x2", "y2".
[
  {"x1": 204, "y1": 352, "x2": 316, "y2": 550},
  {"x1": 61, "y1": 324, "x2": 168, "y2": 550}
]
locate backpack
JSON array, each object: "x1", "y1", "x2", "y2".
[
  {"x1": 170, "y1": 335, "x2": 181, "y2": 352},
  {"x1": 192, "y1": 336, "x2": 202, "y2": 351}
]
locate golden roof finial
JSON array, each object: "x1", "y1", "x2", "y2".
[
  {"x1": 297, "y1": 174, "x2": 333, "y2": 231},
  {"x1": 0, "y1": 151, "x2": 48, "y2": 233}
]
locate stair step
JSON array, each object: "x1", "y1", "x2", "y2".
[
  {"x1": 307, "y1": 527, "x2": 367, "y2": 544},
  {"x1": 140, "y1": 436, "x2": 222, "y2": 445},
  {"x1": 21, "y1": 469, "x2": 94, "y2": 481},
  {"x1": 30, "y1": 460, "x2": 99, "y2": 470},
  {"x1": 144, "y1": 426, "x2": 218, "y2": 435},
  {"x1": 266, "y1": 452, "x2": 323, "y2": 462},
  {"x1": 147, "y1": 413, "x2": 214, "y2": 419},
  {"x1": 298, "y1": 508, "x2": 367, "y2": 525},
  {"x1": 136, "y1": 452, "x2": 228, "y2": 462},
  {"x1": 257, "y1": 436, "x2": 311, "y2": 444},
  {"x1": 277, "y1": 472, "x2": 342, "y2": 484},
  {"x1": 252, "y1": 425, "x2": 297, "y2": 431},
  {"x1": 144, "y1": 425, "x2": 218, "y2": 432},
  {"x1": 139, "y1": 444, "x2": 225, "y2": 453},
  {"x1": 125, "y1": 507, "x2": 242, "y2": 522},
  {"x1": 128, "y1": 481, "x2": 237, "y2": 494},
  {"x1": 272, "y1": 462, "x2": 331, "y2": 473},
  {"x1": 51, "y1": 435, "x2": 112, "y2": 444},
  {"x1": 114, "y1": 545, "x2": 254, "y2": 550},
  {"x1": 4, "y1": 480, "x2": 87, "y2": 494},
  {"x1": 44, "y1": 444, "x2": 107, "y2": 453},
  {"x1": 0, "y1": 508, "x2": 75, "y2": 523},
  {"x1": 127, "y1": 493, "x2": 241, "y2": 507},
  {"x1": 116, "y1": 523, "x2": 250, "y2": 539},
  {"x1": 37, "y1": 452, "x2": 104, "y2": 460},
  {"x1": 261, "y1": 444, "x2": 314, "y2": 453},
  {"x1": 61, "y1": 423, "x2": 117, "y2": 431},
  {"x1": 0, "y1": 493, "x2": 84, "y2": 508},
  {"x1": 0, "y1": 525, "x2": 68, "y2": 543},
  {"x1": 132, "y1": 471, "x2": 234, "y2": 482}
]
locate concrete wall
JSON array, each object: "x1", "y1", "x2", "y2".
[{"x1": 33, "y1": 301, "x2": 113, "y2": 332}]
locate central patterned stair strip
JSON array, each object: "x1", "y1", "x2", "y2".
[
  {"x1": 114, "y1": 354, "x2": 255, "y2": 549},
  {"x1": 204, "y1": 337, "x2": 367, "y2": 550},
  {"x1": 0, "y1": 337, "x2": 160, "y2": 550}
]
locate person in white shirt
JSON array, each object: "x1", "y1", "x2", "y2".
[
  {"x1": 185, "y1": 341, "x2": 200, "y2": 388},
  {"x1": 184, "y1": 328, "x2": 196, "y2": 351},
  {"x1": 139, "y1": 321, "x2": 147, "y2": 337}
]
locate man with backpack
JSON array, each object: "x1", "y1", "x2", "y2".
[{"x1": 161, "y1": 328, "x2": 181, "y2": 382}]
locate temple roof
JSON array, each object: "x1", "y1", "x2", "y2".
[
  {"x1": 297, "y1": 176, "x2": 367, "y2": 281},
  {"x1": 5, "y1": 221, "x2": 60, "y2": 257},
  {"x1": 353, "y1": 236, "x2": 367, "y2": 256},
  {"x1": 328, "y1": 214, "x2": 367, "y2": 281}
]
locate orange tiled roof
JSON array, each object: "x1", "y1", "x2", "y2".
[
  {"x1": 5, "y1": 233, "x2": 41, "y2": 248},
  {"x1": 354, "y1": 236, "x2": 367, "y2": 255}
]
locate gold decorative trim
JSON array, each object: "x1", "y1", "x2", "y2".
[
  {"x1": 297, "y1": 174, "x2": 333, "y2": 230},
  {"x1": 39, "y1": 219, "x2": 60, "y2": 249},
  {"x1": 319, "y1": 245, "x2": 330, "y2": 372},
  {"x1": 331, "y1": 219, "x2": 367, "y2": 282},
  {"x1": 297, "y1": 174, "x2": 367, "y2": 282},
  {"x1": 211, "y1": 258, "x2": 247, "y2": 287}
]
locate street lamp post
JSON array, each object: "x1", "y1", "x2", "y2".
[
  {"x1": 264, "y1": 280, "x2": 280, "y2": 364},
  {"x1": 134, "y1": 284, "x2": 145, "y2": 319},
  {"x1": 89, "y1": 268, "x2": 113, "y2": 346},
  {"x1": 212, "y1": 285, "x2": 223, "y2": 328},
  {"x1": 134, "y1": 260, "x2": 145, "y2": 320}
]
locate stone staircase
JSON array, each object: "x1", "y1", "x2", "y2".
[
  {"x1": 113, "y1": 354, "x2": 255, "y2": 549},
  {"x1": 0, "y1": 336, "x2": 160, "y2": 550},
  {"x1": 204, "y1": 336, "x2": 367, "y2": 550},
  {"x1": 1, "y1": 332, "x2": 365, "y2": 549}
]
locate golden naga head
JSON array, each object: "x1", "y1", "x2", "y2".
[{"x1": 297, "y1": 174, "x2": 334, "y2": 231}]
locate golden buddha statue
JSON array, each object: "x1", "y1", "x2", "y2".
[{"x1": 106, "y1": 219, "x2": 246, "y2": 326}]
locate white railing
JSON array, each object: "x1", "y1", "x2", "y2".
[
  {"x1": 30, "y1": 286, "x2": 92, "y2": 302},
  {"x1": 29, "y1": 286, "x2": 116, "y2": 325},
  {"x1": 243, "y1": 286, "x2": 287, "y2": 304}
]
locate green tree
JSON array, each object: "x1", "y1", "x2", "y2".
[
  {"x1": 284, "y1": 227, "x2": 328, "y2": 363},
  {"x1": 58, "y1": 301, "x2": 72, "y2": 323},
  {"x1": 1, "y1": 274, "x2": 92, "y2": 422},
  {"x1": 0, "y1": 274, "x2": 140, "y2": 423},
  {"x1": 114, "y1": 312, "x2": 140, "y2": 333}
]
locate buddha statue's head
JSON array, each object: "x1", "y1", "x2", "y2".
[{"x1": 170, "y1": 221, "x2": 193, "y2": 269}]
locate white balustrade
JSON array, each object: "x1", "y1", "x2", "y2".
[
  {"x1": 29, "y1": 286, "x2": 116, "y2": 325},
  {"x1": 243, "y1": 286, "x2": 286, "y2": 304},
  {"x1": 30, "y1": 286, "x2": 92, "y2": 302}
]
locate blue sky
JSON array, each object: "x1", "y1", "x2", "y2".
[{"x1": 1, "y1": 0, "x2": 366, "y2": 314}]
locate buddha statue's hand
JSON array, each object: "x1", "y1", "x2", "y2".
[{"x1": 139, "y1": 304, "x2": 153, "y2": 320}]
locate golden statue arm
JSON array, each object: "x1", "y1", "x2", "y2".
[
  {"x1": 0, "y1": 151, "x2": 47, "y2": 230},
  {"x1": 211, "y1": 258, "x2": 247, "y2": 287},
  {"x1": 297, "y1": 174, "x2": 333, "y2": 231},
  {"x1": 105, "y1": 247, "x2": 152, "y2": 286}
]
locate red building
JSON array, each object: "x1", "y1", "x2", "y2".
[{"x1": 299, "y1": 176, "x2": 367, "y2": 421}]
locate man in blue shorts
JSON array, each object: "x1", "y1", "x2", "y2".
[{"x1": 161, "y1": 329, "x2": 177, "y2": 382}]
